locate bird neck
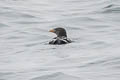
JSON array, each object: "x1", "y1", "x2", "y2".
[
  {"x1": 57, "y1": 33, "x2": 67, "y2": 38},
  {"x1": 57, "y1": 35, "x2": 67, "y2": 38}
]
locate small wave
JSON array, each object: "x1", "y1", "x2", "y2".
[
  {"x1": 102, "y1": 6, "x2": 120, "y2": 13},
  {"x1": 31, "y1": 72, "x2": 80, "y2": 80},
  {"x1": 104, "y1": 4, "x2": 114, "y2": 9}
]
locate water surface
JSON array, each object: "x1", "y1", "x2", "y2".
[{"x1": 0, "y1": 0, "x2": 120, "y2": 80}]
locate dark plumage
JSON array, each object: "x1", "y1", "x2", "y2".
[{"x1": 49, "y1": 27, "x2": 71, "y2": 45}]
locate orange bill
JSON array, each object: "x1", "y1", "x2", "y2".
[{"x1": 49, "y1": 29, "x2": 55, "y2": 32}]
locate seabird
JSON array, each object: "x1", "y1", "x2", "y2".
[{"x1": 49, "y1": 27, "x2": 71, "y2": 45}]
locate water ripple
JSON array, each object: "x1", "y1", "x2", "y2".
[{"x1": 31, "y1": 72, "x2": 80, "y2": 80}]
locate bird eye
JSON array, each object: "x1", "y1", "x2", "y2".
[{"x1": 54, "y1": 30, "x2": 57, "y2": 33}]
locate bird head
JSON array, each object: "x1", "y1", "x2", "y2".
[{"x1": 49, "y1": 27, "x2": 67, "y2": 37}]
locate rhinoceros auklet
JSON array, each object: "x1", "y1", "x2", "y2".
[{"x1": 49, "y1": 27, "x2": 71, "y2": 45}]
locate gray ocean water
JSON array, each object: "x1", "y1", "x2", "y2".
[{"x1": 0, "y1": 0, "x2": 120, "y2": 80}]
